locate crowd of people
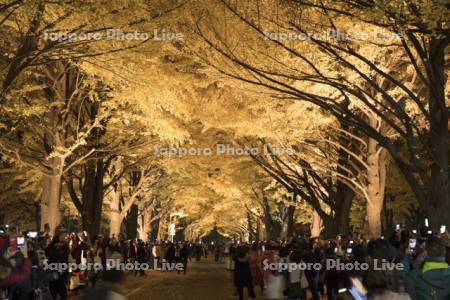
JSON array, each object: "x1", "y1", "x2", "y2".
[
  {"x1": 0, "y1": 229, "x2": 220, "y2": 300},
  {"x1": 2, "y1": 227, "x2": 450, "y2": 300},
  {"x1": 228, "y1": 229, "x2": 450, "y2": 300}
]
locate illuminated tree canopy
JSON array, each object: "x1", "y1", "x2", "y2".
[{"x1": 0, "y1": 0, "x2": 448, "y2": 240}]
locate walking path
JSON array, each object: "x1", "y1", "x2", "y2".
[
  {"x1": 121, "y1": 259, "x2": 248, "y2": 300},
  {"x1": 70, "y1": 259, "x2": 325, "y2": 299}
]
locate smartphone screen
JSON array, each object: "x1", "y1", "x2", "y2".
[
  {"x1": 27, "y1": 231, "x2": 38, "y2": 238},
  {"x1": 17, "y1": 236, "x2": 25, "y2": 248},
  {"x1": 440, "y1": 226, "x2": 446, "y2": 234},
  {"x1": 409, "y1": 238, "x2": 416, "y2": 249},
  {"x1": 346, "y1": 248, "x2": 353, "y2": 255}
]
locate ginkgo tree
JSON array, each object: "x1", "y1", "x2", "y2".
[
  {"x1": 105, "y1": 156, "x2": 165, "y2": 238},
  {"x1": 0, "y1": 61, "x2": 112, "y2": 235},
  {"x1": 192, "y1": 0, "x2": 450, "y2": 231},
  {"x1": 1, "y1": 0, "x2": 446, "y2": 242},
  {"x1": 0, "y1": 0, "x2": 187, "y2": 104}
]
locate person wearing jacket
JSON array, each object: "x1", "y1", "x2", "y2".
[
  {"x1": 287, "y1": 250, "x2": 308, "y2": 300},
  {"x1": 248, "y1": 242, "x2": 264, "y2": 295},
  {"x1": 0, "y1": 258, "x2": 31, "y2": 291},
  {"x1": 262, "y1": 243, "x2": 284, "y2": 300},
  {"x1": 28, "y1": 251, "x2": 52, "y2": 300},
  {"x1": 165, "y1": 242, "x2": 176, "y2": 265},
  {"x1": 45, "y1": 236, "x2": 69, "y2": 300},
  {"x1": 234, "y1": 246, "x2": 256, "y2": 300},
  {"x1": 400, "y1": 236, "x2": 450, "y2": 300},
  {"x1": 178, "y1": 243, "x2": 189, "y2": 275},
  {"x1": 134, "y1": 240, "x2": 146, "y2": 277},
  {"x1": 0, "y1": 237, "x2": 32, "y2": 290}
]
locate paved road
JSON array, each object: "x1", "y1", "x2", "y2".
[
  {"x1": 70, "y1": 259, "x2": 324, "y2": 299},
  {"x1": 121, "y1": 259, "x2": 251, "y2": 300}
]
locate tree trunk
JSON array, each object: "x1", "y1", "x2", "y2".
[
  {"x1": 40, "y1": 164, "x2": 62, "y2": 236},
  {"x1": 157, "y1": 216, "x2": 166, "y2": 240},
  {"x1": 151, "y1": 217, "x2": 160, "y2": 241},
  {"x1": 40, "y1": 110, "x2": 64, "y2": 236},
  {"x1": 311, "y1": 210, "x2": 322, "y2": 237},
  {"x1": 46, "y1": 174, "x2": 62, "y2": 236},
  {"x1": 286, "y1": 205, "x2": 295, "y2": 238},
  {"x1": 321, "y1": 123, "x2": 355, "y2": 238},
  {"x1": 81, "y1": 160, "x2": 105, "y2": 237},
  {"x1": 318, "y1": 183, "x2": 354, "y2": 238},
  {"x1": 255, "y1": 217, "x2": 261, "y2": 242},
  {"x1": 322, "y1": 216, "x2": 339, "y2": 237},
  {"x1": 334, "y1": 183, "x2": 354, "y2": 236},
  {"x1": 109, "y1": 186, "x2": 122, "y2": 238},
  {"x1": 109, "y1": 210, "x2": 122, "y2": 238},
  {"x1": 257, "y1": 217, "x2": 265, "y2": 241},
  {"x1": 427, "y1": 38, "x2": 450, "y2": 230},
  {"x1": 137, "y1": 212, "x2": 144, "y2": 240},
  {"x1": 125, "y1": 204, "x2": 138, "y2": 239},
  {"x1": 367, "y1": 199, "x2": 383, "y2": 238},
  {"x1": 247, "y1": 212, "x2": 255, "y2": 242},
  {"x1": 35, "y1": 201, "x2": 41, "y2": 232},
  {"x1": 262, "y1": 196, "x2": 280, "y2": 240},
  {"x1": 138, "y1": 209, "x2": 152, "y2": 241},
  {"x1": 366, "y1": 115, "x2": 387, "y2": 239},
  {"x1": 40, "y1": 194, "x2": 48, "y2": 233}
]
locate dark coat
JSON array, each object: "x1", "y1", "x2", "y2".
[
  {"x1": 234, "y1": 256, "x2": 253, "y2": 287},
  {"x1": 180, "y1": 247, "x2": 189, "y2": 261},
  {"x1": 136, "y1": 245, "x2": 147, "y2": 262}
]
